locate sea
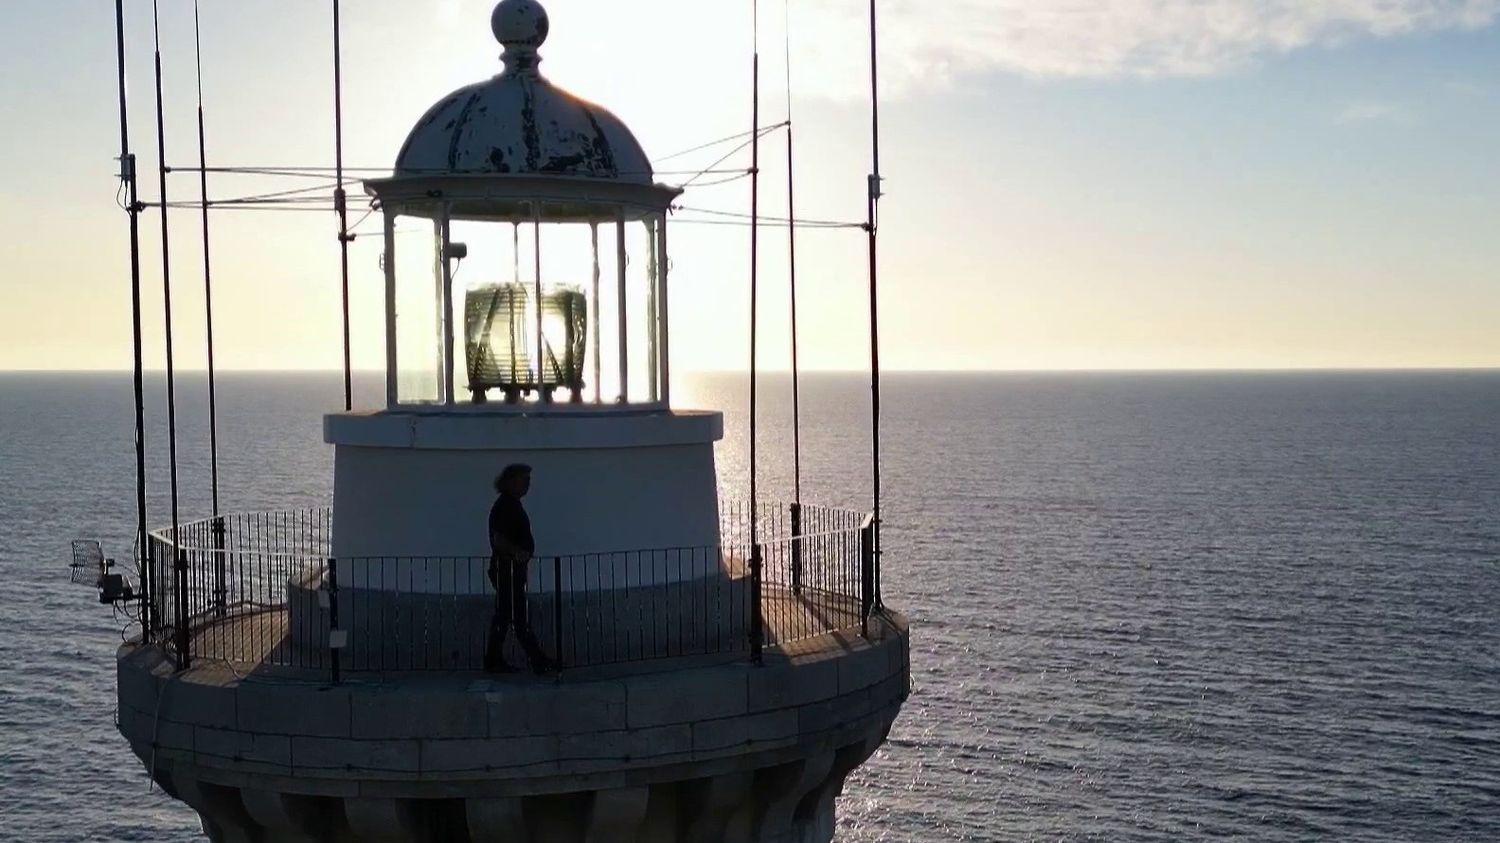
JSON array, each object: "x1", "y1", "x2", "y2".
[{"x1": 2, "y1": 370, "x2": 1497, "y2": 841}]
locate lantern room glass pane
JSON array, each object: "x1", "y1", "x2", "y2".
[
  {"x1": 392, "y1": 214, "x2": 444, "y2": 404},
  {"x1": 620, "y1": 218, "x2": 660, "y2": 404},
  {"x1": 451, "y1": 216, "x2": 608, "y2": 404},
  {"x1": 427, "y1": 206, "x2": 668, "y2": 408}
]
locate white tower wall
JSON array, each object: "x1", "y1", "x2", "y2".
[{"x1": 326, "y1": 411, "x2": 724, "y2": 582}]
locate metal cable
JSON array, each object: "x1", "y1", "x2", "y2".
[
  {"x1": 651, "y1": 121, "x2": 789, "y2": 163},
  {"x1": 680, "y1": 124, "x2": 783, "y2": 189},
  {"x1": 675, "y1": 205, "x2": 860, "y2": 228}
]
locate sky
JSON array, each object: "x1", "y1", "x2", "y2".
[{"x1": 1, "y1": 0, "x2": 1498, "y2": 372}]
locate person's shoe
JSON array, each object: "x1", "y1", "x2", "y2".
[
  {"x1": 485, "y1": 659, "x2": 520, "y2": 674},
  {"x1": 530, "y1": 655, "x2": 557, "y2": 676}
]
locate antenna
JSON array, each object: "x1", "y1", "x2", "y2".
[
  {"x1": 748, "y1": 0, "x2": 765, "y2": 664},
  {"x1": 865, "y1": 0, "x2": 883, "y2": 607},
  {"x1": 70, "y1": 540, "x2": 135, "y2": 605},
  {"x1": 151, "y1": 0, "x2": 188, "y2": 661},
  {"x1": 193, "y1": 1, "x2": 224, "y2": 582},
  {"x1": 112, "y1": 0, "x2": 151, "y2": 635},
  {"x1": 334, "y1": 0, "x2": 354, "y2": 411}
]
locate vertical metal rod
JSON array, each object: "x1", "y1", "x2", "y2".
[
  {"x1": 784, "y1": 0, "x2": 803, "y2": 508},
  {"x1": 749, "y1": 543, "x2": 763, "y2": 663},
  {"x1": 615, "y1": 212, "x2": 628, "y2": 402},
  {"x1": 656, "y1": 215, "x2": 670, "y2": 406},
  {"x1": 382, "y1": 212, "x2": 397, "y2": 405},
  {"x1": 439, "y1": 207, "x2": 455, "y2": 404},
  {"x1": 193, "y1": 2, "x2": 227, "y2": 617},
  {"x1": 510, "y1": 221, "x2": 521, "y2": 388},
  {"x1": 431, "y1": 219, "x2": 446, "y2": 401},
  {"x1": 333, "y1": 0, "x2": 353, "y2": 411},
  {"x1": 552, "y1": 556, "x2": 563, "y2": 671},
  {"x1": 783, "y1": 0, "x2": 804, "y2": 598},
  {"x1": 749, "y1": 5, "x2": 761, "y2": 532},
  {"x1": 114, "y1": 0, "x2": 150, "y2": 638},
  {"x1": 790, "y1": 502, "x2": 803, "y2": 595},
  {"x1": 590, "y1": 223, "x2": 602, "y2": 403},
  {"x1": 860, "y1": 517, "x2": 874, "y2": 638},
  {"x1": 328, "y1": 557, "x2": 341, "y2": 684},
  {"x1": 533, "y1": 204, "x2": 546, "y2": 401},
  {"x1": 749, "y1": 0, "x2": 764, "y2": 665},
  {"x1": 152, "y1": 0, "x2": 188, "y2": 667},
  {"x1": 865, "y1": 0, "x2": 884, "y2": 607},
  {"x1": 645, "y1": 218, "x2": 658, "y2": 402}
]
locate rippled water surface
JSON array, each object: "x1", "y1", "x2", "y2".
[{"x1": 2, "y1": 371, "x2": 1498, "y2": 841}]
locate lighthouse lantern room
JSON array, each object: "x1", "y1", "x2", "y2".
[
  {"x1": 331, "y1": 0, "x2": 714, "y2": 562},
  {"x1": 370, "y1": 0, "x2": 679, "y2": 410}
]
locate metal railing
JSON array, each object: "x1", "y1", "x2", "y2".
[{"x1": 143, "y1": 502, "x2": 874, "y2": 679}]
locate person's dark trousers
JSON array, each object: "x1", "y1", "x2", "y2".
[{"x1": 484, "y1": 554, "x2": 547, "y2": 670}]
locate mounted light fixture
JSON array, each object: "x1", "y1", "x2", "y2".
[{"x1": 465, "y1": 283, "x2": 586, "y2": 402}]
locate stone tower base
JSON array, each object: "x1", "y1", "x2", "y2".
[{"x1": 117, "y1": 615, "x2": 909, "y2": 842}]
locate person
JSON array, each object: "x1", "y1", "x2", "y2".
[{"x1": 484, "y1": 463, "x2": 554, "y2": 674}]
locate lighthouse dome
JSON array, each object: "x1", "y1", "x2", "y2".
[{"x1": 393, "y1": 0, "x2": 652, "y2": 184}]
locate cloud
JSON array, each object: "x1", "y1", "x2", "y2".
[
  {"x1": 792, "y1": 0, "x2": 1500, "y2": 95},
  {"x1": 1332, "y1": 100, "x2": 1411, "y2": 124},
  {"x1": 1443, "y1": 79, "x2": 1489, "y2": 96}
]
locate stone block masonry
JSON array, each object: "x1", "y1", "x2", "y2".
[{"x1": 118, "y1": 612, "x2": 910, "y2": 842}]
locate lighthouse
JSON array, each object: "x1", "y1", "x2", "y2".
[{"x1": 111, "y1": 2, "x2": 909, "y2": 840}]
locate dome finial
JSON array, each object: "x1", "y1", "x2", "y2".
[{"x1": 492, "y1": 0, "x2": 549, "y2": 75}]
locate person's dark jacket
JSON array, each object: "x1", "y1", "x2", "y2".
[{"x1": 488, "y1": 493, "x2": 535, "y2": 558}]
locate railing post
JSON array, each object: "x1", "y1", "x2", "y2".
[
  {"x1": 552, "y1": 556, "x2": 563, "y2": 672},
  {"x1": 860, "y1": 518, "x2": 875, "y2": 638},
  {"x1": 750, "y1": 542, "x2": 764, "y2": 665},
  {"x1": 211, "y1": 514, "x2": 227, "y2": 618},
  {"x1": 140, "y1": 536, "x2": 154, "y2": 641},
  {"x1": 789, "y1": 502, "x2": 803, "y2": 596},
  {"x1": 174, "y1": 545, "x2": 190, "y2": 669},
  {"x1": 327, "y1": 557, "x2": 340, "y2": 685}
]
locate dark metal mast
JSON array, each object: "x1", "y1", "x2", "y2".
[
  {"x1": 865, "y1": 0, "x2": 884, "y2": 605},
  {"x1": 334, "y1": 0, "x2": 354, "y2": 411},
  {"x1": 785, "y1": 0, "x2": 802, "y2": 508},
  {"x1": 784, "y1": 0, "x2": 805, "y2": 595},
  {"x1": 193, "y1": 1, "x2": 228, "y2": 616},
  {"x1": 114, "y1": 0, "x2": 150, "y2": 636},
  {"x1": 193, "y1": 2, "x2": 221, "y2": 527},
  {"x1": 748, "y1": 0, "x2": 764, "y2": 664},
  {"x1": 151, "y1": 0, "x2": 188, "y2": 662}
]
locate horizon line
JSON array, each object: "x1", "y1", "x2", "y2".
[{"x1": 3, "y1": 366, "x2": 1498, "y2": 375}]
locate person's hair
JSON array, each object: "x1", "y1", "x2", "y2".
[{"x1": 494, "y1": 463, "x2": 532, "y2": 493}]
